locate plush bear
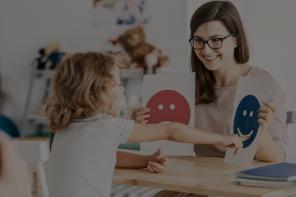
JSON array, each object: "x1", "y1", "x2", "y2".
[{"x1": 112, "y1": 26, "x2": 169, "y2": 74}]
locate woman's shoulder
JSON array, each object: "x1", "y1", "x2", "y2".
[{"x1": 247, "y1": 66, "x2": 279, "y2": 87}]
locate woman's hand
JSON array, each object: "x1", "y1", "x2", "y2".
[
  {"x1": 147, "y1": 147, "x2": 169, "y2": 173},
  {"x1": 258, "y1": 101, "x2": 276, "y2": 132},
  {"x1": 219, "y1": 134, "x2": 249, "y2": 155},
  {"x1": 131, "y1": 107, "x2": 150, "y2": 124}
]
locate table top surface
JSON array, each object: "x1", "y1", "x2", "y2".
[
  {"x1": 28, "y1": 156, "x2": 296, "y2": 197},
  {"x1": 112, "y1": 156, "x2": 296, "y2": 197}
]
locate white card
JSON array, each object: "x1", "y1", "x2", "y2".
[
  {"x1": 140, "y1": 73, "x2": 195, "y2": 156},
  {"x1": 224, "y1": 77, "x2": 272, "y2": 168}
]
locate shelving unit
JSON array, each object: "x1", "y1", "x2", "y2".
[
  {"x1": 21, "y1": 63, "x2": 53, "y2": 137},
  {"x1": 120, "y1": 67, "x2": 172, "y2": 79},
  {"x1": 120, "y1": 68, "x2": 144, "y2": 78},
  {"x1": 27, "y1": 114, "x2": 49, "y2": 124}
]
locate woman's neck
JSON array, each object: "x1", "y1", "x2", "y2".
[{"x1": 212, "y1": 59, "x2": 242, "y2": 88}]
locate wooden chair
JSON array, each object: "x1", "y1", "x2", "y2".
[{"x1": 14, "y1": 140, "x2": 50, "y2": 197}]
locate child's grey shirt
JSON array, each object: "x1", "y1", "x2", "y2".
[{"x1": 47, "y1": 115, "x2": 134, "y2": 197}]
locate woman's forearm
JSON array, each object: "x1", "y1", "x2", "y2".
[
  {"x1": 256, "y1": 129, "x2": 285, "y2": 162},
  {"x1": 169, "y1": 123, "x2": 222, "y2": 145},
  {"x1": 115, "y1": 151, "x2": 150, "y2": 168}
]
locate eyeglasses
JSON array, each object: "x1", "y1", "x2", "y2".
[{"x1": 189, "y1": 34, "x2": 233, "y2": 50}]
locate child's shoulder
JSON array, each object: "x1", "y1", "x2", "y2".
[
  {"x1": 103, "y1": 115, "x2": 135, "y2": 128},
  {"x1": 83, "y1": 114, "x2": 134, "y2": 129},
  {"x1": 70, "y1": 114, "x2": 134, "y2": 135}
]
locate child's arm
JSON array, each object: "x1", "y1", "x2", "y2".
[
  {"x1": 116, "y1": 148, "x2": 169, "y2": 173},
  {"x1": 128, "y1": 122, "x2": 249, "y2": 155}
]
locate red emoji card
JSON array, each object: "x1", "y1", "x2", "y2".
[{"x1": 140, "y1": 73, "x2": 195, "y2": 156}]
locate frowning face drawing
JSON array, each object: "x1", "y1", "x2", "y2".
[
  {"x1": 146, "y1": 90, "x2": 191, "y2": 125},
  {"x1": 233, "y1": 95, "x2": 260, "y2": 148}
]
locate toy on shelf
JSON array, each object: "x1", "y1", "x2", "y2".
[
  {"x1": 44, "y1": 42, "x2": 66, "y2": 70},
  {"x1": 34, "y1": 41, "x2": 66, "y2": 70},
  {"x1": 36, "y1": 48, "x2": 48, "y2": 70},
  {"x1": 34, "y1": 42, "x2": 65, "y2": 123},
  {"x1": 107, "y1": 26, "x2": 169, "y2": 75}
]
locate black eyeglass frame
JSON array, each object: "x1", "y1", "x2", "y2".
[{"x1": 189, "y1": 34, "x2": 234, "y2": 50}]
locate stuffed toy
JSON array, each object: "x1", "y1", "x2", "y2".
[
  {"x1": 44, "y1": 42, "x2": 65, "y2": 70},
  {"x1": 109, "y1": 26, "x2": 169, "y2": 74},
  {"x1": 35, "y1": 48, "x2": 48, "y2": 70}
]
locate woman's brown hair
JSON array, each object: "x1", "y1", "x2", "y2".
[
  {"x1": 46, "y1": 52, "x2": 130, "y2": 132},
  {"x1": 190, "y1": 0, "x2": 249, "y2": 104}
]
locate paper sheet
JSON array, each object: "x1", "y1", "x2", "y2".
[
  {"x1": 140, "y1": 73, "x2": 195, "y2": 155},
  {"x1": 224, "y1": 77, "x2": 272, "y2": 168}
]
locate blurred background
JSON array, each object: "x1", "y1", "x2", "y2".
[{"x1": 0, "y1": 0, "x2": 295, "y2": 162}]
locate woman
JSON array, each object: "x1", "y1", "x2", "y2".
[{"x1": 131, "y1": 1, "x2": 288, "y2": 196}]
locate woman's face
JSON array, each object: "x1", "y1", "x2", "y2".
[{"x1": 193, "y1": 20, "x2": 238, "y2": 71}]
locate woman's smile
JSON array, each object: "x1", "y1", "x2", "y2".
[{"x1": 203, "y1": 55, "x2": 220, "y2": 62}]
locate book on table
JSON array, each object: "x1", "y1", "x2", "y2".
[
  {"x1": 233, "y1": 162, "x2": 296, "y2": 189},
  {"x1": 235, "y1": 177, "x2": 296, "y2": 189}
]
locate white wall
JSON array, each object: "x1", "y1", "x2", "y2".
[
  {"x1": 240, "y1": 0, "x2": 296, "y2": 162},
  {"x1": 0, "y1": 0, "x2": 187, "y2": 132},
  {"x1": 186, "y1": 0, "x2": 296, "y2": 162}
]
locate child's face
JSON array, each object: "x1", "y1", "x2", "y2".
[{"x1": 107, "y1": 67, "x2": 125, "y2": 117}]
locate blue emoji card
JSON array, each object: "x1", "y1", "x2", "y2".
[{"x1": 224, "y1": 76, "x2": 272, "y2": 168}]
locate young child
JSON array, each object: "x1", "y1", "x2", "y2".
[{"x1": 46, "y1": 52, "x2": 248, "y2": 197}]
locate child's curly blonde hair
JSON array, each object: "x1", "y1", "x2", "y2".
[{"x1": 46, "y1": 51, "x2": 130, "y2": 132}]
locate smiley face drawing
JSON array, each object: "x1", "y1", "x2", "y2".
[
  {"x1": 233, "y1": 95, "x2": 261, "y2": 148},
  {"x1": 146, "y1": 90, "x2": 191, "y2": 125}
]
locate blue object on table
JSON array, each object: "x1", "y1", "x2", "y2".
[
  {"x1": 236, "y1": 162, "x2": 296, "y2": 181},
  {"x1": 0, "y1": 115, "x2": 20, "y2": 137}
]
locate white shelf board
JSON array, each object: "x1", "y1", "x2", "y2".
[
  {"x1": 35, "y1": 70, "x2": 54, "y2": 77},
  {"x1": 155, "y1": 66, "x2": 173, "y2": 74},
  {"x1": 120, "y1": 67, "x2": 172, "y2": 79},
  {"x1": 120, "y1": 68, "x2": 144, "y2": 78},
  {"x1": 27, "y1": 114, "x2": 49, "y2": 124},
  {"x1": 33, "y1": 67, "x2": 172, "y2": 79}
]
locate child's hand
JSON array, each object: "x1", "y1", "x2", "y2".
[
  {"x1": 147, "y1": 147, "x2": 169, "y2": 173},
  {"x1": 220, "y1": 134, "x2": 250, "y2": 155},
  {"x1": 258, "y1": 101, "x2": 276, "y2": 132},
  {"x1": 131, "y1": 107, "x2": 150, "y2": 124}
]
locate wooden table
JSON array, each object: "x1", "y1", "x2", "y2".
[
  {"x1": 112, "y1": 156, "x2": 296, "y2": 197},
  {"x1": 28, "y1": 156, "x2": 296, "y2": 197}
]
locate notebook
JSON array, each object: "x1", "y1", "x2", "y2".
[
  {"x1": 235, "y1": 162, "x2": 296, "y2": 181},
  {"x1": 235, "y1": 177, "x2": 296, "y2": 186},
  {"x1": 240, "y1": 182, "x2": 296, "y2": 189}
]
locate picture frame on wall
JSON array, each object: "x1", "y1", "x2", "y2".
[{"x1": 93, "y1": 0, "x2": 150, "y2": 26}]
